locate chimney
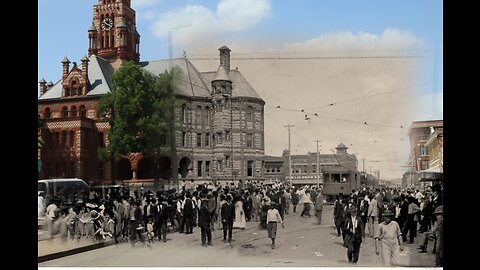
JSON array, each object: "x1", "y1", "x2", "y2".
[
  {"x1": 39, "y1": 78, "x2": 47, "y2": 96},
  {"x1": 81, "y1": 56, "x2": 89, "y2": 95},
  {"x1": 219, "y1": 46, "x2": 231, "y2": 71},
  {"x1": 62, "y1": 57, "x2": 70, "y2": 80}
]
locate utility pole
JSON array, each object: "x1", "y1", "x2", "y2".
[
  {"x1": 284, "y1": 124, "x2": 295, "y2": 184},
  {"x1": 315, "y1": 140, "x2": 321, "y2": 188}
]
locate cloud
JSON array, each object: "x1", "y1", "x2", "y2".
[
  {"x1": 151, "y1": 0, "x2": 271, "y2": 51},
  {"x1": 279, "y1": 28, "x2": 426, "y2": 55}
]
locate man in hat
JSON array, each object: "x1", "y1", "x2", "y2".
[
  {"x1": 221, "y1": 194, "x2": 235, "y2": 243},
  {"x1": 417, "y1": 206, "x2": 442, "y2": 267},
  {"x1": 344, "y1": 206, "x2": 365, "y2": 263},
  {"x1": 374, "y1": 210, "x2": 404, "y2": 266},
  {"x1": 266, "y1": 201, "x2": 284, "y2": 249}
]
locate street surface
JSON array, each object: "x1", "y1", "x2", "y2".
[{"x1": 39, "y1": 204, "x2": 435, "y2": 267}]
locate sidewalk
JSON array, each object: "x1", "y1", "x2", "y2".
[{"x1": 38, "y1": 235, "x2": 115, "y2": 263}]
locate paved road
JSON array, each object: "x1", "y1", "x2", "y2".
[{"x1": 39, "y1": 204, "x2": 435, "y2": 267}]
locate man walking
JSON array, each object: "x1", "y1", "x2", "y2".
[
  {"x1": 198, "y1": 193, "x2": 212, "y2": 247},
  {"x1": 315, "y1": 189, "x2": 324, "y2": 225},
  {"x1": 266, "y1": 202, "x2": 284, "y2": 249},
  {"x1": 344, "y1": 207, "x2": 365, "y2": 263}
]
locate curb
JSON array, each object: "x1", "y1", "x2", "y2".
[{"x1": 38, "y1": 240, "x2": 115, "y2": 263}]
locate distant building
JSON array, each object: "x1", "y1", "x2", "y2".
[
  {"x1": 265, "y1": 143, "x2": 360, "y2": 189},
  {"x1": 426, "y1": 127, "x2": 443, "y2": 173},
  {"x1": 38, "y1": 0, "x2": 265, "y2": 186},
  {"x1": 403, "y1": 120, "x2": 443, "y2": 187}
]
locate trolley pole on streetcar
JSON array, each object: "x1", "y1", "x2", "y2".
[
  {"x1": 284, "y1": 124, "x2": 295, "y2": 184},
  {"x1": 315, "y1": 140, "x2": 321, "y2": 188}
]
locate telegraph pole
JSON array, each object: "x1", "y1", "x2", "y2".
[
  {"x1": 315, "y1": 140, "x2": 321, "y2": 188},
  {"x1": 284, "y1": 125, "x2": 295, "y2": 184}
]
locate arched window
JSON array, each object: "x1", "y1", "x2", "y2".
[
  {"x1": 71, "y1": 81, "x2": 77, "y2": 96},
  {"x1": 44, "y1": 108, "x2": 51, "y2": 119},
  {"x1": 71, "y1": 106, "x2": 77, "y2": 117},
  {"x1": 195, "y1": 106, "x2": 202, "y2": 126},
  {"x1": 62, "y1": 106, "x2": 68, "y2": 118},
  {"x1": 79, "y1": 105, "x2": 86, "y2": 118},
  {"x1": 64, "y1": 87, "x2": 70, "y2": 97}
]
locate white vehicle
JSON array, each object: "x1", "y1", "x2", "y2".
[{"x1": 38, "y1": 178, "x2": 90, "y2": 217}]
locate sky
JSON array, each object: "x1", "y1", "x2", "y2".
[{"x1": 38, "y1": 0, "x2": 443, "y2": 180}]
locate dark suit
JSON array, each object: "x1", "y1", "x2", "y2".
[
  {"x1": 152, "y1": 203, "x2": 168, "y2": 241},
  {"x1": 344, "y1": 216, "x2": 365, "y2": 263},
  {"x1": 198, "y1": 201, "x2": 212, "y2": 245},
  {"x1": 333, "y1": 200, "x2": 343, "y2": 236},
  {"x1": 221, "y1": 201, "x2": 235, "y2": 241}
]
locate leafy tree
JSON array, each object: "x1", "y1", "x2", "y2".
[
  {"x1": 38, "y1": 114, "x2": 44, "y2": 149},
  {"x1": 97, "y1": 61, "x2": 177, "y2": 185}
]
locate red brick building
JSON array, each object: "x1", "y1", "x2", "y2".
[{"x1": 38, "y1": 0, "x2": 265, "y2": 187}]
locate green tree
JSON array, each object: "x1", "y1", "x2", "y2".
[
  {"x1": 97, "y1": 61, "x2": 177, "y2": 186},
  {"x1": 38, "y1": 114, "x2": 44, "y2": 149}
]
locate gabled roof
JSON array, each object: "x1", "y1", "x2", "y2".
[
  {"x1": 38, "y1": 55, "x2": 114, "y2": 100},
  {"x1": 139, "y1": 58, "x2": 211, "y2": 98},
  {"x1": 201, "y1": 69, "x2": 262, "y2": 100}
]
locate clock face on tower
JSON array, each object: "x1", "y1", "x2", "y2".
[{"x1": 101, "y1": 18, "x2": 114, "y2": 31}]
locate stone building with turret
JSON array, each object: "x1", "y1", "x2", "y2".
[{"x1": 38, "y1": 0, "x2": 265, "y2": 187}]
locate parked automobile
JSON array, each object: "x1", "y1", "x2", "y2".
[{"x1": 38, "y1": 178, "x2": 90, "y2": 215}]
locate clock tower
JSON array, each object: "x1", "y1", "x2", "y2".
[{"x1": 88, "y1": 0, "x2": 140, "y2": 69}]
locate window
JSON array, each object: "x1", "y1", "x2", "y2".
[
  {"x1": 196, "y1": 133, "x2": 202, "y2": 147},
  {"x1": 65, "y1": 87, "x2": 70, "y2": 97},
  {"x1": 246, "y1": 133, "x2": 253, "y2": 148},
  {"x1": 181, "y1": 104, "x2": 187, "y2": 124},
  {"x1": 71, "y1": 106, "x2": 77, "y2": 117},
  {"x1": 225, "y1": 131, "x2": 230, "y2": 142},
  {"x1": 62, "y1": 106, "x2": 68, "y2": 118},
  {"x1": 204, "y1": 107, "x2": 209, "y2": 126},
  {"x1": 218, "y1": 160, "x2": 223, "y2": 171},
  {"x1": 303, "y1": 165, "x2": 308, "y2": 173},
  {"x1": 247, "y1": 161, "x2": 253, "y2": 177},
  {"x1": 44, "y1": 108, "x2": 51, "y2": 119},
  {"x1": 225, "y1": 155, "x2": 230, "y2": 167},
  {"x1": 195, "y1": 106, "x2": 202, "y2": 127},
  {"x1": 217, "y1": 132, "x2": 223, "y2": 144},
  {"x1": 246, "y1": 106, "x2": 253, "y2": 121},
  {"x1": 79, "y1": 105, "x2": 86, "y2": 118},
  {"x1": 61, "y1": 131, "x2": 67, "y2": 146},
  {"x1": 69, "y1": 131, "x2": 75, "y2": 147},
  {"x1": 197, "y1": 161, "x2": 203, "y2": 177},
  {"x1": 182, "y1": 132, "x2": 187, "y2": 147},
  {"x1": 421, "y1": 160, "x2": 428, "y2": 170},
  {"x1": 71, "y1": 81, "x2": 77, "y2": 96},
  {"x1": 205, "y1": 161, "x2": 210, "y2": 176},
  {"x1": 205, "y1": 133, "x2": 210, "y2": 147},
  {"x1": 419, "y1": 146, "x2": 428, "y2": 156},
  {"x1": 419, "y1": 132, "x2": 430, "y2": 141}
]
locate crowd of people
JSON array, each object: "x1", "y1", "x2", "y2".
[
  {"x1": 40, "y1": 179, "x2": 443, "y2": 267},
  {"x1": 332, "y1": 184, "x2": 443, "y2": 266}
]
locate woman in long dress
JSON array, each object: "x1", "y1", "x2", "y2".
[{"x1": 233, "y1": 197, "x2": 246, "y2": 229}]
